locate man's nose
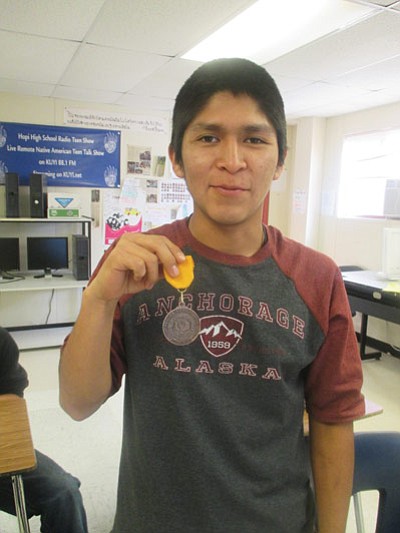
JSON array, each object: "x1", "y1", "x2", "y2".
[{"x1": 216, "y1": 140, "x2": 247, "y2": 173}]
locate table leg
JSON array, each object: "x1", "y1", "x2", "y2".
[{"x1": 359, "y1": 314, "x2": 381, "y2": 360}]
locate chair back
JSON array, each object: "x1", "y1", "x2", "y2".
[{"x1": 353, "y1": 431, "x2": 400, "y2": 533}]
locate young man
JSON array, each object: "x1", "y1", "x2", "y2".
[
  {"x1": 59, "y1": 58, "x2": 364, "y2": 533},
  {"x1": 0, "y1": 326, "x2": 88, "y2": 533}
]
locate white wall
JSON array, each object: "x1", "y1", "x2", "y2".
[
  {"x1": 274, "y1": 103, "x2": 400, "y2": 350},
  {"x1": 320, "y1": 102, "x2": 400, "y2": 350},
  {"x1": 268, "y1": 125, "x2": 295, "y2": 236},
  {"x1": 269, "y1": 118, "x2": 327, "y2": 249},
  {"x1": 2, "y1": 91, "x2": 399, "y2": 350},
  {"x1": 0, "y1": 91, "x2": 171, "y2": 348},
  {"x1": 319, "y1": 100, "x2": 400, "y2": 269}
]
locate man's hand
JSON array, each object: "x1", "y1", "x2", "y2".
[{"x1": 86, "y1": 232, "x2": 187, "y2": 303}]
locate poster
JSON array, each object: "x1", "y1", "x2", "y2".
[
  {"x1": 103, "y1": 188, "x2": 143, "y2": 247},
  {"x1": 0, "y1": 122, "x2": 120, "y2": 188},
  {"x1": 64, "y1": 107, "x2": 168, "y2": 134},
  {"x1": 103, "y1": 176, "x2": 193, "y2": 248},
  {"x1": 127, "y1": 145, "x2": 151, "y2": 175}
]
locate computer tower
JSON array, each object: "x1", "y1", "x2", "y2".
[
  {"x1": 29, "y1": 173, "x2": 47, "y2": 218},
  {"x1": 72, "y1": 234, "x2": 90, "y2": 280},
  {"x1": 5, "y1": 172, "x2": 19, "y2": 217},
  {"x1": 383, "y1": 179, "x2": 400, "y2": 217}
]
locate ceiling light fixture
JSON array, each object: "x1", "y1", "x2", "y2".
[{"x1": 182, "y1": 0, "x2": 375, "y2": 64}]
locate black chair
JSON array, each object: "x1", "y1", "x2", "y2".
[{"x1": 352, "y1": 432, "x2": 400, "y2": 533}]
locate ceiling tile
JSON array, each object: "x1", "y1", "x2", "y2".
[
  {"x1": 329, "y1": 54, "x2": 400, "y2": 91},
  {"x1": 265, "y1": 11, "x2": 400, "y2": 80},
  {"x1": 85, "y1": 0, "x2": 256, "y2": 55},
  {"x1": 267, "y1": 72, "x2": 312, "y2": 93},
  {"x1": 0, "y1": 0, "x2": 106, "y2": 40},
  {"x1": 59, "y1": 44, "x2": 170, "y2": 92},
  {"x1": 0, "y1": 78, "x2": 55, "y2": 98},
  {"x1": 127, "y1": 58, "x2": 202, "y2": 99},
  {"x1": 347, "y1": 0, "x2": 400, "y2": 7},
  {"x1": 0, "y1": 31, "x2": 79, "y2": 83},
  {"x1": 283, "y1": 81, "x2": 370, "y2": 112},
  {"x1": 52, "y1": 85, "x2": 123, "y2": 105},
  {"x1": 0, "y1": 1, "x2": 400, "y2": 120},
  {"x1": 369, "y1": 0, "x2": 399, "y2": 6},
  {"x1": 115, "y1": 93, "x2": 175, "y2": 113}
]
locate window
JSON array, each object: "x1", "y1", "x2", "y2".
[{"x1": 338, "y1": 128, "x2": 400, "y2": 219}]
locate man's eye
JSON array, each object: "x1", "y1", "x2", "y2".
[
  {"x1": 245, "y1": 137, "x2": 266, "y2": 144},
  {"x1": 200, "y1": 135, "x2": 218, "y2": 143}
]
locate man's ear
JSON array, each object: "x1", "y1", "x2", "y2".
[
  {"x1": 273, "y1": 148, "x2": 288, "y2": 181},
  {"x1": 273, "y1": 163, "x2": 285, "y2": 182},
  {"x1": 168, "y1": 145, "x2": 185, "y2": 178}
]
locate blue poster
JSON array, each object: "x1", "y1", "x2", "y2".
[{"x1": 0, "y1": 122, "x2": 120, "y2": 188}]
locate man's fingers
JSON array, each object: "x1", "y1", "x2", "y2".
[{"x1": 114, "y1": 233, "x2": 186, "y2": 286}]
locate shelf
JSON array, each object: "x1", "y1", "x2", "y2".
[
  {"x1": 0, "y1": 217, "x2": 91, "y2": 223},
  {"x1": 0, "y1": 274, "x2": 87, "y2": 293},
  {"x1": 0, "y1": 217, "x2": 91, "y2": 332}
]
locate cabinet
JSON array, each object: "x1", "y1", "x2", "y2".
[{"x1": 0, "y1": 217, "x2": 91, "y2": 331}]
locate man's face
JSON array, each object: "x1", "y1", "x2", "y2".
[{"x1": 170, "y1": 91, "x2": 284, "y2": 232}]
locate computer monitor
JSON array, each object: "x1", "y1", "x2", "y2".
[
  {"x1": 0, "y1": 238, "x2": 20, "y2": 279},
  {"x1": 382, "y1": 228, "x2": 400, "y2": 280},
  {"x1": 27, "y1": 236, "x2": 69, "y2": 278}
]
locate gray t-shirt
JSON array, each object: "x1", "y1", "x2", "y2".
[{"x1": 90, "y1": 220, "x2": 364, "y2": 533}]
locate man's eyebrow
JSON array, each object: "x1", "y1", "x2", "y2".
[
  {"x1": 242, "y1": 124, "x2": 276, "y2": 135},
  {"x1": 189, "y1": 122, "x2": 276, "y2": 135},
  {"x1": 189, "y1": 123, "x2": 222, "y2": 132}
]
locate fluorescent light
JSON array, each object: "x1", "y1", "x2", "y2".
[{"x1": 182, "y1": 0, "x2": 375, "y2": 64}]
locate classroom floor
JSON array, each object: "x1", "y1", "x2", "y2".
[{"x1": 1, "y1": 345, "x2": 400, "y2": 533}]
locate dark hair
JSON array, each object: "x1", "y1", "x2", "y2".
[{"x1": 170, "y1": 57, "x2": 287, "y2": 166}]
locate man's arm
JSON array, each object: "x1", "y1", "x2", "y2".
[
  {"x1": 58, "y1": 290, "x2": 117, "y2": 420},
  {"x1": 59, "y1": 232, "x2": 186, "y2": 421},
  {"x1": 309, "y1": 417, "x2": 354, "y2": 533}
]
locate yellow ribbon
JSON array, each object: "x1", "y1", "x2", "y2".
[{"x1": 163, "y1": 255, "x2": 195, "y2": 290}]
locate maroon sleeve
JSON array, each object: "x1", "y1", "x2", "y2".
[
  {"x1": 268, "y1": 226, "x2": 365, "y2": 423},
  {"x1": 304, "y1": 270, "x2": 365, "y2": 423}
]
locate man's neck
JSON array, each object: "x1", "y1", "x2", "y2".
[{"x1": 188, "y1": 216, "x2": 266, "y2": 257}]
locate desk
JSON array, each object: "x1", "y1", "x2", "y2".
[
  {"x1": 0, "y1": 395, "x2": 37, "y2": 532},
  {"x1": 0, "y1": 274, "x2": 87, "y2": 294},
  {"x1": 0, "y1": 274, "x2": 87, "y2": 332},
  {"x1": 0, "y1": 217, "x2": 91, "y2": 334},
  {"x1": 0, "y1": 396, "x2": 36, "y2": 476},
  {"x1": 341, "y1": 270, "x2": 400, "y2": 360}
]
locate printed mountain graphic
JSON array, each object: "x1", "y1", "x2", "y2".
[
  {"x1": 199, "y1": 316, "x2": 244, "y2": 357},
  {"x1": 199, "y1": 321, "x2": 242, "y2": 340},
  {"x1": 55, "y1": 197, "x2": 74, "y2": 208}
]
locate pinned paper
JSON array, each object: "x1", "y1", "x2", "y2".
[
  {"x1": 54, "y1": 197, "x2": 74, "y2": 208},
  {"x1": 383, "y1": 281, "x2": 400, "y2": 294}
]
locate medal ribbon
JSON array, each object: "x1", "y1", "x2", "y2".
[{"x1": 163, "y1": 255, "x2": 195, "y2": 291}]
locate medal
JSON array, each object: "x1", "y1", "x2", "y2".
[
  {"x1": 162, "y1": 255, "x2": 200, "y2": 345},
  {"x1": 162, "y1": 298, "x2": 200, "y2": 346}
]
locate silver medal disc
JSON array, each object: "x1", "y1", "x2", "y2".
[{"x1": 162, "y1": 306, "x2": 200, "y2": 346}]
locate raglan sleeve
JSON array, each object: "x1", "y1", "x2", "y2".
[{"x1": 304, "y1": 269, "x2": 365, "y2": 423}]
